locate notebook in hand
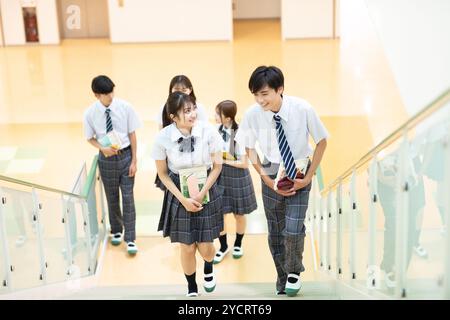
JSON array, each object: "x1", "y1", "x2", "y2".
[
  {"x1": 98, "y1": 130, "x2": 123, "y2": 150},
  {"x1": 179, "y1": 166, "x2": 210, "y2": 205},
  {"x1": 274, "y1": 158, "x2": 309, "y2": 191}
]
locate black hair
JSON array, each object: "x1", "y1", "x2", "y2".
[
  {"x1": 248, "y1": 65, "x2": 284, "y2": 94},
  {"x1": 162, "y1": 91, "x2": 196, "y2": 128},
  {"x1": 162, "y1": 75, "x2": 197, "y2": 126},
  {"x1": 169, "y1": 75, "x2": 197, "y2": 102},
  {"x1": 216, "y1": 100, "x2": 238, "y2": 131},
  {"x1": 91, "y1": 75, "x2": 115, "y2": 94}
]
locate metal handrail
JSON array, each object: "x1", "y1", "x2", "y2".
[
  {"x1": 0, "y1": 174, "x2": 86, "y2": 200},
  {"x1": 322, "y1": 87, "x2": 450, "y2": 194}
]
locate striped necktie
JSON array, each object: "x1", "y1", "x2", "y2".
[
  {"x1": 273, "y1": 114, "x2": 298, "y2": 180},
  {"x1": 105, "y1": 108, "x2": 113, "y2": 133}
]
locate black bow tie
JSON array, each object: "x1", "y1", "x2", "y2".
[{"x1": 177, "y1": 136, "x2": 196, "y2": 153}]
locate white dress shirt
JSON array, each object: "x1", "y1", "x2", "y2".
[
  {"x1": 235, "y1": 95, "x2": 329, "y2": 163},
  {"x1": 83, "y1": 98, "x2": 142, "y2": 148},
  {"x1": 151, "y1": 121, "x2": 223, "y2": 174},
  {"x1": 217, "y1": 124, "x2": 246, "y2": 157},
  {"x1": 155, "y1": 102, "x2": 208, "y2": 125}
]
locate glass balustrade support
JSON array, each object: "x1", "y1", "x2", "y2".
[
  {"x1": 337, "y1": 182, "x2": 343, "y2": 277},
  {"x1": 31, "y1": 188, "x2": 48, "y2": 285},
  {"x1": 309, "y1": 176, "x2": 318, "y2": 271},
  {"x1": 367, "y1": 156, "x2": 378, "y2": 289},
  {"x1": 394, "y1": 132, "x2": 410, "y2": 299},
  {"x1": 0, "y1": 188, "x2": 12, "y2": 291},
  {"x1": 315, "y1": 183, "x2": 320, "y2": 271},
  {"x1": 350, "y1": 170, "x2": 357, "y2": 280},
  {"x1": 61, "y1": 197, "x2": 74, "y2": 276},
  {"x1": 81, "y1": 201, "x2": 94, "y2": 275},
  {"x1": 87, "y1": 182, "x2": 99, "y2": 246},
  {"x1": 319, "y1": 195, "x2": 325, "y2": 269},
  {"x1": 327, "y1": 192, "x2": 332, "y2": 272},
  {"x1": 98, "y1": 174, "x2": 107, "y2": 234},
  {"x1": 91, "y1": 175, "x2": 102, "y2": 269}
]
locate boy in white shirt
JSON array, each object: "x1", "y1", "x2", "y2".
[
  {"x1": 83, "y1": 75, "x2": 141, "y2": 255},
  {"x1": 235, "y1": 66, "x2": 329, "y2": 296}
]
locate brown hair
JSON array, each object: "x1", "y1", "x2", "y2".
[
  {"x1": 216, "y1": 100, "x2": 238, "y2": 130},
  {"x1": 161, "y1": 75, "x2": 197, "y2": 126}
]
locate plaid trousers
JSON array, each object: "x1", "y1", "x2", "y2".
[
  {"x1": 98, "y1": 147, "x2": 136, "y2": 243},
  {"x1": 261, "y1": 162, "x2": 311, "y2": 292}
]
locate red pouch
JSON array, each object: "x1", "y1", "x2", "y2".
[
  {"x1": 276, "y1": 176, "x2": 294, "y2": 190},
  {"x1": 276, "y1": 172, "x2": 305, "y2": 191}
]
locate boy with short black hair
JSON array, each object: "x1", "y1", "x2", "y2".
[
  {"x1": 235, "y1": 65, "x2": 328, "y2": 296},
  {"x1": 83, "y1": 75, "x2": 141, "y2": 255}
]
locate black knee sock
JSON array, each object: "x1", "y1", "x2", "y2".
[
  {"x1": 234, "y1": 233, "x2": 244, "y2": 248},
  {"x1": 204, "y1": 260, "x2": 213, "y2": 281},
  {"x1": 185, "y1": 272, "x2": 198, "y2": 293},
  {"x1": 219, "y1": 234, "x2": 228, "y2": 252},
  {"x1": 287, "y1": 272, "x2": 300, "y2": 283}
]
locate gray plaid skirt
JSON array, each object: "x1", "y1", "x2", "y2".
[
  {"x1": 158, "y1": 171, "x2": 224, "y2": 244},
  {"x1": 218, "y1": 164, "x2": 257, "y2": 215}
]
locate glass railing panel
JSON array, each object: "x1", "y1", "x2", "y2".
[
  {"x1": 327, "y1": 190, "x2": 337, "y2": 276},
  {"x1": 373, "y1": 139, "x2": 405, "y2": 297},
  {"x1": 67, "y1": 199, "x2": 90, "y2": 277},
  {"x1": 35, "y1": 190, "x2": 70, "y2": 285},
  {"x1": 87, "y1": 180, "x2": 101, "y2": 265},
  {"x1": 353, "y1": 166, "x2": 371, "y2": 288},
  {"x1": 0, "y1": 156, "x2": 104, "y2": 294},
  {"x1": 402, "y1": 110, "x2": 449, "y2": 299},
  {"x1": 372, "y1": 185, "x2": 388, "y2": 293},
  {"x1": 0, "y1": 219, "x2": 6, "y2": 294},
  {"x1": 307, "y1": 176, "x2": 321, "y2": 270},
  {"x1": 340, "y1": 182, "x2": 352, "y2": 281},
  {"x1": 318, "y1": 196, "x2": 327, "y2": 270},
  {"x1": 94, "y1": 176, "x2": 107, "y2": 243},
  {"x1": 0, "y1": 187, "x2": 42, "y2": 291}
]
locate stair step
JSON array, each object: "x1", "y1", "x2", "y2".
[{"x1": 62, "y1": 281, "x2": 338, "y2": 300}]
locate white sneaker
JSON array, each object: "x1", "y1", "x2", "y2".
[
  {"x1": 213, "y1": 248, "x2": 229, "y2": 264},
  {"x1": 232, "y1": 246, "x2": 244, "y2": 259},
  {"x1": 127, "y1": 241, "x2": 138, "y2": 255},
  {"x1": 203, "y1": 272, "x2": 216, "y2": 293},
  {"x1": 285, "y1": 273, "x2": 302, "y2": 297},
  {"x1": 186, "y1": 291, "x2": 198, "y2": 297},
  {"x1": 110, "y1": 232, "x2": 122, "y2": 246}
]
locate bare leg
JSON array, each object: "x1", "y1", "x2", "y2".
[
  {"x1": 234, "y1": 214, "x2": 246, "y2": 235},
  {"x1": 197, "y1": 242, "x2": 215, "y2": 262},
  {"x1": 180, "y1": 243, "x2": 197, "y2": 275}
]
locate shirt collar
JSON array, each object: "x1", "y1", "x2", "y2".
[
  {"x1": 96, "y1": 98, "x2": 116, "y2": 113},
  {"x1": 170, "y1": 122, "x2": 202, "y2": 142},
  {"x1": 263, "y1": 96, "x2": 289, "y2": 123},
  {"x1": 220, "y1": 124, "x2": 232, "y2": 134}
]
